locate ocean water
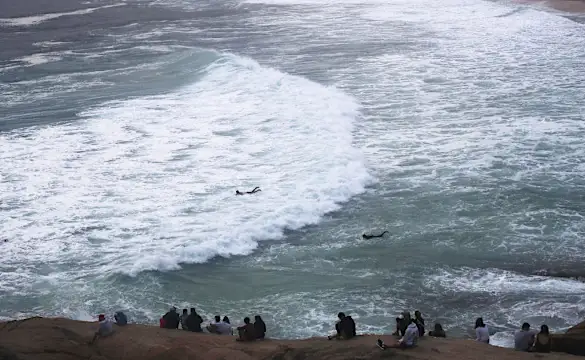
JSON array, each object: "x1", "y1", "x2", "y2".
[{"x1": 1, "y1": 0, "x2": 585, "y2": 348}]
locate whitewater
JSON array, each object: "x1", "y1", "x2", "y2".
[{"x1": 1, "y1": 0, "x2": 585, "y2": 347}]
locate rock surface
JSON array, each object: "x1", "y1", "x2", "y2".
[
  {"x1": 1, "y1": 317, "x2": 584, "y2": 360},
  {"x1": 551, "y1": 319, "x2": 585, "y2": 356}
]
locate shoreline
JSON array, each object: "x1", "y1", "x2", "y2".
[{"x1": 1, "y1": 317, "x2": 584, "y2": 359}]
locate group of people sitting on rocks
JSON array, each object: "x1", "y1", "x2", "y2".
[
  {"x1": 90, "y1": 307, "x2": 552, "y2": 353},
  {"x1": 158, "y1": 307, "x2": 266, "y2": 341}
]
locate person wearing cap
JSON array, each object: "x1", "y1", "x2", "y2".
[{"x1": 90, "y1": 314, "x2": 114, "y2": 344}]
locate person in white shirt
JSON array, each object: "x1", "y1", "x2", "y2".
[
  {"x1": 207, "y1": 315, "x2": 233, "y2": 335},
  {"x1": 475, "y1": 317, "x2": 490, "y2": 344}
]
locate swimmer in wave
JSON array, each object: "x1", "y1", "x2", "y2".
[
  {"x1": 236, "y1": 187, "x2": 261, "y2": 196},
  {"x1": 362, "y1": 231, "x2": 388, "y2": 239}
]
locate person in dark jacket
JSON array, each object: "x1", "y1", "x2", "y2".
[
  {"x1": 429, "y1": 323, "x2": 446, "y2": 337},
  {"x1": 254, "y1": 315, "x2": 266, "y2": 339},
  {"x1": 114, "y1": 311, "x2": 127, "y2": 326},
  {"x1": 186, "y1": 308, "x2": 203, "y2": 332},
  {"x1": 162, "y1": 307, "x2": 180, "y2": 329},
  {"x1": 532, "y1": 324, "x2": 551, "y2": 353},
  {"x1": 414, "y1": 310, "x2": 425, "y2": 337},
  {"x1": 329, "y1": 312, "x2": 356, "y2": 340}
]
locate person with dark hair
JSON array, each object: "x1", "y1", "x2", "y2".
[
  {"x1": 162, "y1": 307, "x2": 180, "y2": 329},
  {"x1": 237, "y1": 317, "x2": 256, "y2": 341},
  {"x1": 362, "y1": 231, "x2": 388, "y2": 239},
  {"x1": 186, "y1": 308, "x2": 203, "y2": 332},
  {"x1": 236, "y1": 187, "x2": 261, "y2": 195},
  {"x1": 428, "y1": 323, "x2": 446, "y2": 338},
  {"x1": 475, "y1": 317, "x2": 489, "y2": 344},
  {"x1": 414, "y1": 310, "x2": 425, "y2": 337},
  {"x1": 114, "y1": 311, "x2": 127, "y2": 326},
  {"x1": 254, "y1": 315, "x2": 267, "y2": 339},
  {"x1": 329, "y1": 312, "x2": 356, "y2": 340},
  {"x1": 515, "y1": 322, "x2": 537, "y2": 351},
  {"x1": 532, "y1": 324, "x2": 551, "y2": 353},
  {"x1": 392, "y1": 315, "x2": 405, "y2": 336},
  {"x1": 223, "y1": 316, "x2": 230, "y2": 324}
]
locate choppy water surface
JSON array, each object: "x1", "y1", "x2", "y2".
[{"x1": 1, "y1": 0, "x2": 585, "y2": 347}]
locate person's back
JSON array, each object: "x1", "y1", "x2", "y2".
[
  {"x1": 402, "y1": 321, "x2": 419, "y2": 347},
  {"x1": 180, "y1": 309, "x2": 189, "y2": 330},
  {"x1": 475, "y1": 318, "x2": 489, "y2": 344},
  {"x1": 237, "y1": 317, "x2": 256, "y2": 341},
  {"x1": 98, "y1": 317, "x2": 113, "y2": 336},
  {"x1": 216, "y1": 320, "x2": 232, "y2": 335},
  {"x1": 429, "y1": 323, "x2": 446, "y2": 338},
  {"x1": 534, "y1": 333, "x2": 551, "y2": 353},
  {"x1": 114, "y1": 311, "x2": 127, "y2": 326},
  {"x1": 254, "y1": 316, "x2": 266, "y2": 339},
  {"x1": 186, "y1": 308, "x2": 203, "y2": 332},
  {"x1": 341, "y1": 316, "x2": 356, "y2": 339},
  {"x1": 515, "y1": 323, "x2": 537, "y2": 351},
  {"x1": 163, "y1": 308, "x2": 180, "y2": 329}
]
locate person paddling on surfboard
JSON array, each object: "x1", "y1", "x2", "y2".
[
  {"x1": 236, "y1": 187, "x2": 261, "y2": 196},
  {"x1": 362, "y1": 231, "x2": 388, "y2": 239}
]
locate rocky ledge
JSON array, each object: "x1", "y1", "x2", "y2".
[{"x1": 1, "y1": 317, "x2": 584, "y2": 360}]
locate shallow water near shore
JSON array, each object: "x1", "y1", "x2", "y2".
[{"x1": 1, "y1": 0, "x2": 585, "y2": 348}]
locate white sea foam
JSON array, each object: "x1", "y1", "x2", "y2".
[
  {"x1": 0, "y1": 53, "x2": 371, "y2": 279},
  {"x1": 16, "y1": 54, "x2": 63, "y2": 66},
  {"x1": 0, "y1": 3, "x2": 125, "y2": 27}
]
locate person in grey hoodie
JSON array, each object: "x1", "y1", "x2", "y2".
[{"x1": 378, "y1": 319, "x2": 419, "y2": 349}]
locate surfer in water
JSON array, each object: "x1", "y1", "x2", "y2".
[
  {"x1": 236, "y1": 187, "x2": 261, "y2": 196},
  {"x1": 362, "y1": 231, "x2": 388, "y2": 239}
]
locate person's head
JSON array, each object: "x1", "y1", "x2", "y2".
[
  {"x1": 183, "y1": 309, "x2": 188, "y2": 314},
  {"x1": 522, "y1": 322, "x2": 530, "y2": 331},
  {"x1": 190, "y1": 307, "x2": 196, "y2": 314},
  {"x1": 540, "y1": 324, "x2": 549, "y2": 334},
  {"x1": 170, "y1": 306, "x2": 177, "y2": 313},
  {"x1": 255, "y1": 315, "x2": 263, "y2": 322},
  {"x1": 223, "y1": 316, "x2": 230, "y2": 324},
  {"x1": 244, "y1": 317, "x2": 250, "y2": 324},
  {"x1": 415, "y1": 310, "x2": 422, "y2": 318},
  {"x1": 434, "y1": 323, "x2": 443, "y2": 332},
  {"x1": 215, "y1": 315, "x2": 221, "y2": 322},
  {"x1": 98, "y1": 314, "x2": 105, "y2": 322},
  {"x1": 410, "y1": 318, "x2": 416, "y2": 324},
  {"x1": 338, "y1": 312, "x2": 346, "y2": 320},
  {"x1": 475, "y1": 317, "x2": 485, "y2": 328}
]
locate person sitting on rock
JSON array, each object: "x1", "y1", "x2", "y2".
[
  {"x1": 428, "y1": 323, "x2": 446, "y2": 337},
  {"x1": 114, "y1": 311, "x2": 127, "y2": 326},
  {"x1": 475, "y1": 317, "x2": 490, "y2": 344},
  {"x1": 90, "y1": 314, "x2": 114, "y2": 344},
  {"x1": 162, "y1": 307, "x2": 180, "y2": 329},
  {"x1": 207, "y1": 315, "x2": 232, "y2": 335},
  {"x1": 328, "y1": 312, "x2": 356, "y2": 340},
  {"x1": 532, "y1": 324, "x2": 551, "y2": 353},
  {"x1": 515, "y1": 322, "x2": 537, "y2": 352},
  {"x1": 254, "y1": 315, "x2": 267, "y2": 339},
  {"x1": 392, "y1": 315, "x2": 404, "y2": 336},
  {"x1": 414, "y1": 310, "x2": 425, "y2": 337},
  {"x1": 378, "y1": 318, "x2": 418, "y2": 349},
  {"x1": 237, "y1": 317, "x2": 256, "y2": 341},
  {"x1": 186, "y1": 308, "x2": 203, "y2": 332},
  {"x1": 180, "y1": 309, "x2": 189, "y2": 330}
]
